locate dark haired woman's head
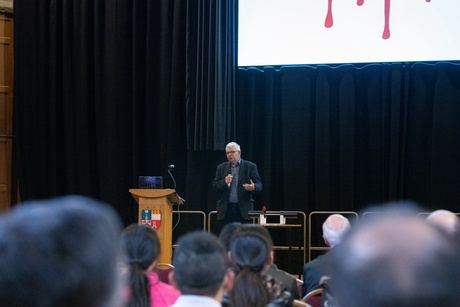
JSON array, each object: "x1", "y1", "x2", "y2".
[
  {"x1": 120, "y1": 224, "x2": 161, "y2": 307},
  {"x1": 229, "y1": 233, "x2": 273, "y2": 307},
  {"x1": 230, "y1": 233, "x2": 270, "y2": 273},
  {"x1": 121, "y1": 223, "x2": 161, "y2": 269}
]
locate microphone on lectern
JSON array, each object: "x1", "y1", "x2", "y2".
[{"x1": 167, "y1": 164, "x2": 176, "y2": 190}]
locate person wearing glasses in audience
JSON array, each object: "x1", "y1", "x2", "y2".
[{"x1": 212, "y1": 141, "x2": 263, "y2": 231}]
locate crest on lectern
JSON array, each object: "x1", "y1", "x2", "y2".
[{"x1": 141, "y1": 209, "x2": 162, "y2": 230}]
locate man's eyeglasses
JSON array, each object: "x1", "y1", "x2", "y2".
[{"x1": 226, "y1": 150, "x2": 238, "y2": 155}]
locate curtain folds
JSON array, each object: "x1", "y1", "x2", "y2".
[
  {"x1": 186, "y1": 0, "x2": 237, "y2": 150},
  {"x1": 236, "y1": 63, "x2": 460, "y2": 212},
  {"x1": 15, "y1": 0, "x2": 187, "y2": 222}
]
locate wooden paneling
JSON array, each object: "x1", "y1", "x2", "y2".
[{"x1": 0, "y1": 16, "x2": 14, "y2": 211}]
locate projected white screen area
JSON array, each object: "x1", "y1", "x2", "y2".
[{"x1": 238, "y1": 0, "x2": 460, "y2": 66}]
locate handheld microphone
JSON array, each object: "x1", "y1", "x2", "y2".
[{"x1": 227, "y1": 167, "x2": 232, "y2": 188}]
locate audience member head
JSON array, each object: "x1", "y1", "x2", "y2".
[
  {"x1": 426, "y1": 209, "x2": 460, "y2": 237},
  {"x1": 221, "y1": 224, "x2": 296, "y2": 305},
  {"x1": 329, "y1": 205, "x2": 460, "y2": 307},
  {"x1": 120, "y1": 223, "x2": 161, "y2": 307},
  {"x1": 235, "y1": 224, "x2": 274, "y2": 250},
  {"x1": 229, "y1": 230, "x2": 273, "y2": 307},
  {"x1": 322, "y1": 214, "x2": 351, "y2": 247},
  {"x1": 218, "y1": 221, "x2": 241, "y2": 251},
  {"x1": 233, "y1": 224, "x2": 275, "y2": 269},
  {"x1": 229, "y1": 229, "x2": 272, "y2": 273},
  {"x1": 171, "y1": 231, "x2": 231, "y2": 301},
  {"x1": 0, "y1": 195, "x2": 123, "y2": 307},
  {"x1": 239, "y1": 224, "x2": 302, "y2": 300}
]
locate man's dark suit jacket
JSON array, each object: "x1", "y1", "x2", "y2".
[
  {"x1": 302, "y1": 249, "x2": 334, "y2": 296},
  {"x1": 212, "y1": 158, "x2": 262, "y2": 220}
]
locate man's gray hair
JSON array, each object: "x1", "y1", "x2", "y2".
[
  {"x1": 323, "y1": 214, "x2": 351, "y2": 247},
  {"x1": 226, "y1": 142, "x2": 241, "y2": 151}
]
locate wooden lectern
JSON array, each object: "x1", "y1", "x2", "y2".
[{"x1": 129, "y1": 189, "x2": 183, "y2": 264}]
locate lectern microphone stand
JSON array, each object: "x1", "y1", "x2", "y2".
[{"x1": 129, "y1": 189, "x2": 183, "y2": 264}]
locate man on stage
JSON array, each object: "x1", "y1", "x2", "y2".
[{"x1": 212, "y1": 142, "x2": 262, "y2": 231}]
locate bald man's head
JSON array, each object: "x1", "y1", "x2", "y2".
[
  {"x1": 322, "y1": 214, "x2": 351, "y2": 247},
  {"x1": 426, "y1": 209, "x2": 460, "y2": 237}
]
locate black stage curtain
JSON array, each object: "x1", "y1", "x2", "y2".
[
  {"x1": 14, "y1": 0, "x2": 188, "y2": 223},
  {"x1": 14, "y1": 0, "x2": 460, "y2": 227},
  {"x1": 186, "y1": 0, "x2": 237, "y2": 150},
  {"x1": 236, "y1": 63, "x2": 460, "y2": 213}
]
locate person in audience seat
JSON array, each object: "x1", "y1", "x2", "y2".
[
  {"x1": 0, "y1": 195, "x2": 125, "y2": 307},
  {"x1": 170, "y1": 231, "x2": 234, "y2": 307},
  {"x1": 228, "y1": 228, "x2": 295, "y2": 306},
  {"x1": 328, "y1": 204, "x2": 460, "y2": 307},
  {"x1": 120, "y1": 223, "x2": 180, "y2": 307},
  {"x1": 302, "y1": 214, "x2": 350, "y2": 296}
]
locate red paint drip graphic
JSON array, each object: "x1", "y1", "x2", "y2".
[
  {"x1": 382, "y1": 0, "x2": 390, "y2": 39},
  {"x1": 325, "y1": 0, "x2": 431, "y2": 39},
  {"x1": 325, "y1": 0, "x2": 333, "y2": 28}
]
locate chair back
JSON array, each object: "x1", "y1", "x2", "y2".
[
  {"x1": 296, "y1": 278, "x2": 304, "y2": 300},
  {"x1": 301, "y1": 288, "x2": 323, "y2": 307},
  {"x1": 154, "y1": 263, "x2": 174, "y2": 284},
  {"x1": 292, "y1": 299, "x2": 312, "y2": 307}
]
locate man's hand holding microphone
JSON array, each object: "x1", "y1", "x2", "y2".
[{"x1": 225, "y1": 174, "x2": 232, "y2": 188}]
